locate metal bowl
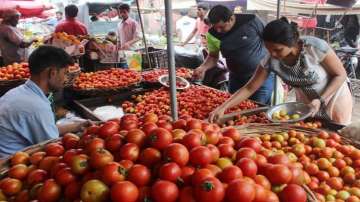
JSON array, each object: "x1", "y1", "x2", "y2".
[
  {"x1": 158, "y1": 75, "x2": 190, "y2": 90},
  {"x1": 266, "y1": 102, "x2": 312, "y2": 123}
]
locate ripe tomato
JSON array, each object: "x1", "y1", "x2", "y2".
[
  {"x1": 195, "y1": 177, "x2": 225, "y2": 202},
  {"x1": 11, "y1": 152, "x2": 29, "y2": 166},
  {"x1": 159, "y1": 162, "x2": 182, "y2": 182},
  {"x1": 38, "y1": 156, "x2": 59, "y2": 172},
  {"x1": 118, "y1": 143, "x2": 140, "y2": 162},
  {"x1": 85, "y1": 125, "x2": 100, "y2": 134},
  {"x1": 148, "y1": 128, "x2": 173, "y2": 150},
  {"x1": 8, "y1": 164, "x2": 29, "y2": 180},
  {"x1": 127, "y1": 164, "x2": 151, "y2": 186},
  {"x1": 143, "y1": 113, "x2": 159, "y2": 123},
  {"x1": 14, "y1": 189, "x2": 30, "y2": 202},
  {"x1": 218, "y1": 144, "x2": 235, "y2": 158},
  {"x1": 253, "y1": 184, "x2": 268, "y2": 202},
  {"x1": 254, "y1": 175, "x2": 271, "y2": 190},
  {"x1": 101, "y1": 162, "x2": 126, "y2": 185},
  {"x1": 181, "y1": 133, "x2": 202, "y2": 150},
  {"x1": 126, "y1": 129, "x2": 146, "y2": 147},
  {"x1": 97, "y1": 121, "x2": 120, "y2": 139},
  {"x1": 111, "y1": 181, "x2": 139, "y2": 202},
  {"x1": 189, "y1": 146, "x2": 212, "y2": 167},
  {"x1": 192, "y1": 168, "x2": 214, "y2": 185},
  {"x1": 63, "y1": 149, "x2": 79, "y2": 166},
  {"x1": 236, "y1": 137, "x2": 262, "y2": 152},
  {"x1": 27, "y1": 169, "x2": 47, "y2": 186},
  {"x1": 268, "y1": 154, "x2": 290, "y2": 165},
  {"x1": 173, "y1": 119, "x2": 187, "y2": 130},
  {"x1": 222, "y1": 127, "x2": 241, "y2": 141},
  {"x1": 280, "y1": 184, "x2": 307, "y2": 202},
  {"x1": 186, "y1": 119, "x2": 202, "y2": 130},
  {"x1": 38, "y1": 179, "x2": 61, "y2": 202},
  {"x1": 81, "y1": 179, "x2": 109, "y2": 202},
  {"x1": 64, "y1": 181, "x2": 81, "y2": 200},
  {"x1": 85, "y1": 137, "x2": 105, "y2": 154},
  {"x1": 142, "y1": 122, "x2": 158, "y2": 135},
  {"x1": 62, "y1": 133, "x2": 80, "y2": 150},
  {"x1": 138, "y1": 186, "x2": 152, "y2": 202},
  {"x1": 151, "y1": 180, "x2": 179, "y2": 202},
  {"x1": 205, "y1": 130, "x2": 220, "y2": 145},
  {"x1": 139, "y1": 147, "x2": 162, "y2": 167},
  {"x1": 29, "y1": 151, "x2": 46, "y2": 166},
  {"x1": 225, "y1": 179, "x2": 256, "y2": 202},
  {"x1": 218, "y1": 165, "x2": 243, "y2": 183},
  {"x1": 163, "y1": 143, "x2": 189, "y2": 166},
  {"x1": 90, "y1": 148, "x2": 114, "y2": 170},
  {"x1": 236, "y1": 147, "x2": 257, "y2": 161},
  {"x1": 266, "y1": 164, "x2": 292, "y2": 185},
  {"x1": 0, "y1": 178, "x2": 22, "y2": 196},
  {"x1": 71, "y1": 154, "x2": 89, "y2": 175},
  {"x1": 236, "y1": 158, "x2": 258, "y2": 178},
  {"x1": 55, "y1": 167, "x2": 76, "y2": 186},
  {"x1": 207, "y1": 144, "x2": 220, "y2": 163},
  {"x1": 180, "y1": 166, "x2": 195, "y2": 185},
  {"x1": 218, "y1": 136, "x2": 235, "y2": 146},
  {"x1": 45, "y1": 143, "x2": 64, "y2": 157},
  {"x1": 157, "y1": 120, "x2": 173, "y2": 132},
  {"x1": 179, "y1": 186, "x2": 196, "y2": 202}
]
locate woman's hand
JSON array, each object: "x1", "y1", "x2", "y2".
[
  {"x1": 308, "y1": 99, "x2": 321, "y2": 117},
  {"x1": 209, "y1": 105, "x2": 227, "y2": 123}
]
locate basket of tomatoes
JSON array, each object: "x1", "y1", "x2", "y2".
[
  {"x1": 0, "y1": 62, "x2": 30, "y2": 96},
  {"x1": 141, "y1": 67, "x2": 193, "y2": 88},
  {"x1": 72, "y1": 68, "x2": 142, "y2": 96}
]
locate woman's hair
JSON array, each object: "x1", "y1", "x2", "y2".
[{"x1": 263, "y1": 17, "x2": 300, "y2": 47}]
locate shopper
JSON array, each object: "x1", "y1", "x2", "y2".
[
  {"x1": 0, "y1": 9, "x2": 37, "y2": 65},
  {"x1": 117, "y1": 4, "x2": 141, "y2": 50},
  {"x1": 209, "y1": 18, "x2": 353, "y2": 125},
  {"x1": 55, "y1": 4, "x2": 88, "y2": 36},
  {"x1": 193, "y1": 5, "x2": 274, "y2": 104},
  {"x1": 47, "y1": 11, "x2": 63, "y2": 26},
  {"x1": 0, "y1": 46, "x2": 89, "y2": 158},
  {"x1": 181, "y1": 3, "x2": 210, "y2": 46},
  {"x1": 176, "y1": 10, "x2": 197, "y2": 44}
]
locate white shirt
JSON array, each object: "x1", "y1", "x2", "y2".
[{"x1": 176, "y1": 16, "x2": 196, "y2": 43}]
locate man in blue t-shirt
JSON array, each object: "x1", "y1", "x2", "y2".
[
  {"x1": 0, "y1": 46, "x2": 87, "y2": 158},
  {"x1": 194, "y1": 5, "x2": 274, "y2": 104}
]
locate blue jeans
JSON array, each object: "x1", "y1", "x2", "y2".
[{"x1": 229, "y1": 73, "x2": 274, "y2": 105}]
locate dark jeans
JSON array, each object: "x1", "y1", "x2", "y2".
[{"x1": 229, "y1": 72, "x2": 274, "y2": 105}]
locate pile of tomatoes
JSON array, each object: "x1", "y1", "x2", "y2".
[
  {"x1": 224, "y1": 112, "x2": 271, "y2": 127},
  {"x1": 0, "y1": 114, "x2": 319, "y2": 202},
  {"x1": 0, "y1": 63, "x2": 30, "y2": 81},
  {"x1": 121, "y1": 86, "x2": 258, "y2": 119},
  {"x1": 73, "y1": 68, "x2": 141, "y2": 90},
  {"x1": 141, "y1": 67, "x2": 193, "y2": 83}
]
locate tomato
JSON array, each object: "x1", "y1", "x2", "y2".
[
  {"x1": 205, "y1": 130, "x2": 220, "y2": 145},
  {"x1": 85, "y1": 137, "x2": 105, "y2": 154},
  {"x1": 157, "y1": 120, "x2": 173, "y2": 132},
  {"x1": 63, "y1": 149, "x2": 79, "y2": 166},
  {"x1": 222, "y1": 127, "x2": 241, "y2": 141},
  {"x1": 268, "y1": 154, "x2": 290, "y2": 165},
  {"x1": 192, "y1": 168, "x2": 214, "y2": 185},
  {"x1": 55, "y1": 167, "x2": 76, "y2": 186},
  {"x1": 98, "y1": 121, "x2": 120, "y2": 139},
  {"x1": 138, "y1": 186, "x2": 152, "y2": 202},
  {"x1": 11, "y1": 152, "x2": 29, "y2": 165},
  {"x1": 189, "y1": 146, "x2": 212, "y2": 167},
  {"x1": 110, "y1": 181, "x2": 139, "y2": 202},
  {"x1": 101, "y1": 162, "x2": 126, "y2": 185},
  {"x1": 138, "y1": 147, "x2": 161, "y2": 167},
  {"x1": 266, "y1": 164, "x2": 292, "y2": 185},
  {"x1": 81, "y1": 180, "x2": 110, "y2": 202},
  {"x1": 195, "y1": 177, "x2": 225, "y2": 202},
  {"x1": 65, "y1": 181, "x2": 81, "y2": 200},
  {"x1": 14, "y1": 189, "x2": 30, "y2": 202},
  {"x1": 38, "y1": 156, "x2": 59, "y2": 172},
  {"x1": 29, "y1": 183, "x2": 43, "y2": 199},
  {"x1": 38, "y1": 179, "x2": 61, "y2": 202},
  {"x1": 44, "y1": 143, "x2": 64, "y2": 157},
  {"x1": 159, "y1": 162, "x2": 182, "y2": 182},
  {"x1": 62, "y1": 133, "x2": 80, "y2": 149},
  {"x1": 142, "y1": 122, "x2": 158, "y2": 136},
  {"x1": 144, "y1": 113, "x2": 159, "y2": 123},
  {"x1": 127, "y1": 164, "x2": 151, "y2": 186},
  {"x1": 0, "y1": 178, "x2": 22, "y2": 196},
  {"x1": 181, "y1": 133, "x2": 202, "y2": 150},
  {"x1": 236, "y1": 137, "x2": 262, "y2": 152},
  {"x1": 253, "y1": 184, "x2": 268, "y2": 202},
  {"x1": 225, "y1": 179, "x2": 256, "y2": 202},
  {"x1": 8, "y1": 164, "x2": 29, "y2": 180},
  {"x1": 27, "y1": 169, "x2": 47, "y2": 186},
  {"x1": 254, "y1": 175, "x2": 271, "y2": 190},
  {"x1": 218, "y1": 136, "x2": 235, "y2": 146},
  {"x1": 29, "y1": 151, "x2": 46, "y2": 166},
  {"x1": 218, "y1": 144, "x2": 235, "y2": 158},
  {"x1": 118, "y1": 143, "x2": 140, "y2": 162},
  {"x1": 179, "y1": 186, "x2": 196, "y2": 202},
  {"x1": 126, "y1": 129, "x2": 146, "y2": 147},
  {"x1": 186, "y1": 119, "x2": 202, "y2": 130},
  {"x1": 180, "y1": 166, "x2": 195, "y2": 185},
  {"x1": 151, "y1": 180, "x2": 179, "y2": 202},
  {"x1": 280, "y1": 184, "x2": 307, "y2": 202},
  {"x1": 173, "y1": 119, "x2": 187, "y2": 130},
  {"x1": 236, "y1": 147, "x2": 257, "y2": 161},
  {"x1": 90, "y1": 148, "x2": 114, "y2": 170},
  {"x1": 119, "y1": 160, "x2": 134, "y2": 170},
  {"x1": 255, "y1": 154, "x2": 268, "y2": 167},
  {"x1": 207, "y1": 144, "x2": 220, "y2": 163},
  {"x1": 148, "y1": 128, "x2": 173, "y2": 150},
  {"x1": 236, "y1": 158, "x2": 258, "y2": 178},
  {"x1": 86, "y1": 125, "x2": 100, "y2": 134},
  {"x1": 71, "y1": 154, "x2": 89, "y2": 175},
  {"x1": 163, "y1": 143, "x2": 189, "y2": 166},
  {"x1": 218, "y1": 165, "x2": 243, "y2": 183}
]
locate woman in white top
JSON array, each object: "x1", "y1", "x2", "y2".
[{"x1": 209, "y1": 17, "x2": 353, "y2": 125}]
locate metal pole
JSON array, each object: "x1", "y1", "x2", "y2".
[
  {"x1": 164, "y1": 0, "x2": 178, "y2": 120},
  {"x1": 273, "y1": 0, "x2": 281, "y2": 105},
  {"x1": 135, "y1": 0, "x2": 152, "y2": 69}
]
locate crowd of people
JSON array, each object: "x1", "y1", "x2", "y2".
[{"x1": 0, "y1": 3, "x2": 355, "y2": 158}]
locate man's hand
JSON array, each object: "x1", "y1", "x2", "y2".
[
  {"x1": 193, "y1": 66, "x2": 207, "y2": 80},
  {"x1": 208, "y1": 105, "x2": 226, "y2": 123},
  {"x1": 308, "y1": 99, "x2": 321, "y2": 117}
]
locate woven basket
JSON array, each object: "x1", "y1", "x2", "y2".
[{"x1": 65, "y1": 70, "x2": 81, "y2": 87}]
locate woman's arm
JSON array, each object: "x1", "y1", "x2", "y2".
[{"x1": 209, "y1": 66, "x2": 269, "y2": 122}]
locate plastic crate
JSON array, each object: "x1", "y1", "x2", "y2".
[{"x1": 139, "y1": 47, "x2": 168, "y2": 69}]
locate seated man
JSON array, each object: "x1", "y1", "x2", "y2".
[{"x1": 0, "y1": 46, "x2": 87, "y2": 158}]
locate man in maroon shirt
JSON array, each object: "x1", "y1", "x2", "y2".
[{"x1": 55, "y1": 4, "x2": 88, "y2": 36}]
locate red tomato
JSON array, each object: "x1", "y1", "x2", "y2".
[
  {"x1": 63, "y1": 149, "x2": 78, "y2": 166},
  {"x1": 151, "y1": 180, "x2": 179, "y2": 202},
  {"x1": 236, "y1": 147, "x2": 257, "y2": 161},
  {"x1": 101, "y1": 162, "x2": 126, "y2": 185},
  {"x1": 225, "y1": 179, "x2": 256, "y2": 202},
  {"x1": 0, "y1": 178, "x2": 22, "y2": 196},
  {"x1": 207, "y1": 144, "x2": 220, "y2": 163},
  {"x1": 8, "y1": 164, "x2": 29, "y2": 180},
  {"x1": 195, "y1": 177, "x2": 225, "y2": 202},
  {"x1": 180, "y1": 166, "x2": 195, "y2": 185},
  {"x1": 236, "y1": 137, "x2": 262, "y2": 152},
  {"x1": 189, "y1": 146, "x2": 212, "y2": 167},
  {"x1": 148, "y1": 128, "x2": 173, "y2": 150},
  {"x1": 280, "y1": 184, "x2": 307, "y2": 202},
  {"x1": 159, "y1": 162, "x2": 182, "y2": 182},
  {"x1": 222, "y1": 127, "x2": 241, "y2": 141},
  {"x1": 85, "y1": 137, "x2": 105, "y2": 154},
  {"x1": 98, "y1": 121, "x2": 120, "y2": 139},
  {"x1": 186, "y1": 119, "x2": 202, "y2": 130},
  {"x1": 118, "y1": 143, "x2": 140, "y2": 162},
  {"x1": 39, "y1": 156, "x2": 59, "y2": 172},
  {"x1": 192, "y1": 168, "x2": 214, "y2": 186},
  {"x1": 111, "y1": 181, "x2": 139, "y2": 202},
  {"x1": 71, "y1": 154, "x2": 89, "y2": 175},
  {"x1": 62, "y1": 133, "x2": 80, "y2": 150},
  {"x1": 254, "y1": 175, "x2": 272, "y2": 190},
  {"x1": 173, "y1": 119, "x2": 187, "y2": 130},
  {"x1": 142, "y1": 122, "x2": 158, "y2": 135},
  {"x1": 163, "y1": 143, "x2": 189, "y2": 166},
  {"x1": 179, "y1": 186, "x2": 196, "y2": 202},
  {"x1": 127, "y1": 164, "x2": 151, "y2": 186},
  {"x1": 253, "y1": 184, "x2": 268, "y2": 202},
  {"x1": 11, "y1": 152, "x2": 29, "y2": 166},
  {"x1": 138, "y1": 147, "x2": 162, "y2": 167},
  {"x1": 38, "y1": 179, "x2": 61, "y2": 202},
  {"x1": 218, "y1": 165, "x2": 243, "y2": 183},
  {"x1": 27, "y1": 169, "x2": 48, "y2": 186},
  {"x1": 29, "y1": 151, "x2": 46, "y2": 166},
  {"x1": 44, "y1": 143, "x2": 64, "y2": 157},
  {"x1": 236, "y1": 158, "x2": 258, "y2": 178},
  {"x1": 90, "y1": 148, "x2": 114, "y2": 170},
  {"x1": 126, "y1": 129, "x2": 146, "y2": 147},
  {"x1": 266, "y1": 164, "x2": 292, "y2": 185},
  {"x1": 64, "y1": 181, "x2": 81, "y2": 200},
  {"x1": 268, "y1": 154, "x2": 291, "y2": 165},
  {"x1": 55, "y1": 167, "x2": 76, "y2": 186},
  {"x1": 218, "y1": 144, "x2": 235, "y2": 158},
  {"x1": 181, "y1": 133, "x2": 202, "y2": 150}
]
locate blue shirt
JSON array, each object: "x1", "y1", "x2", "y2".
[{"x1": 0, "y1": 80, "x2": 59, "y2": 158}]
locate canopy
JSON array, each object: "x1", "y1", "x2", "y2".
[
  {"x1": 196, "y1": 0, "x2": 247, "y2": 9},
  {"x1": 0, "y1": 0, "x2": 53, "y2": 18},
  {"x1": 247, "y1": 0, "x2": 360, "y2": 15}
]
